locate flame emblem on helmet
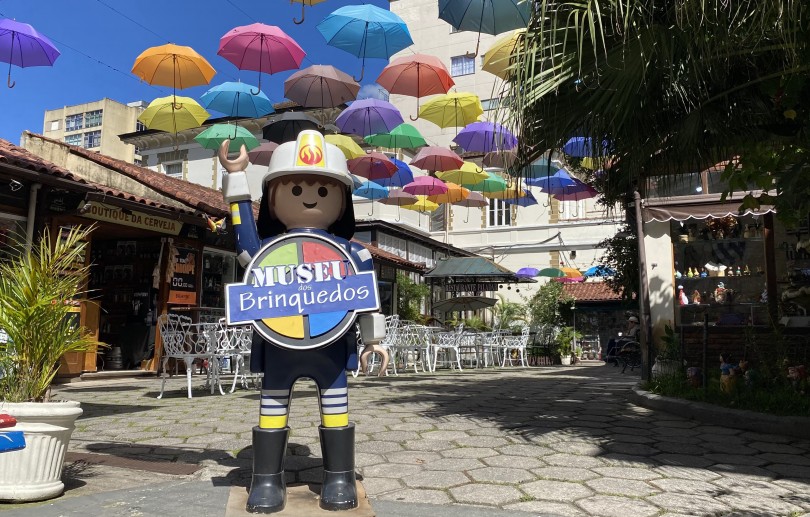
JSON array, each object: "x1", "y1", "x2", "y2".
[{"x1": 298, "y1": 144, "x2": 323, "y2": 166}]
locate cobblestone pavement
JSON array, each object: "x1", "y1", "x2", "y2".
[{"x1": 39, "y1": 364, "x2": 810, "y2": 516}]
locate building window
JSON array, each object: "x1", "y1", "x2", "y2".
[
  {"x1": 85, "y1": 110, "x2": 103, "y2": 128},
  {"x1": 65, "y1": 114, "x2": 83, "y2": 132},
  {"x1": 64, "y1": 134, "x2": 82, "y2": 146},
  {"x1": 450, "y1": 55, "x2": 475, "y2": 77},
  {"x1": 136, "y1": 120, "x2": 146, "y2": 132},
  {"x1": 164, "y1": 162, "x2": 183, "y2": 178},
  {"x1": 488, "y1": 198, "x2": 510, "y2": 227},
  {"x1": 83, "y1": 130, "x2": 101, "y2": 148},
  {"x1": 481, "y1": 98, "x2": 501, "y2": 111},
  {"x1": 49, "y1": 120, "x2": 60, "y2": 131}
]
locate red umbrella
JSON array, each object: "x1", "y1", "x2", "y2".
[
  {"x1": 403, "y1": 176, "x2": 448, "y2": 196},
  {"x1": 218, "y1": 23, "x2": 305, "y2": 93},
  {"x1": 410, "y1": 146, "x2": 464, "y2": 172},
  {"x1": 247, "y1": 141, "x2": 279, "y2": 166},
  {"x1": 284, "y1": 64, "x2": 360, "y2": 108},
  {"x1": 348, "y1": 152, "x2": 398, "y2": 181},
  {"x1": 376, "y1": 54, "x2": 454, "y2": 120}
]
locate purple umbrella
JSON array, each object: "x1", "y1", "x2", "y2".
[
  {"x1": 453, "y1": 121, "x2": 517, "y2": 153},
  {"x1": 516, "y1": 267, "x2": 540, "y2": 278},
  {"x1": 553, "y1": 181, "x2": 598, "y2": 202},
  {"x1": 0, "y1": 19, "x2": 60, "y2": 88},
  {"x1": 505, "y1": 190, "x2": 538, "y2": 207},
  {"x1": 335, "y1": 98, "x2": 404, "y2": 137}
]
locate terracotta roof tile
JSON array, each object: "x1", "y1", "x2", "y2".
[{"x1": 561, "y1": 282, "x2": 622, "y2": 302}]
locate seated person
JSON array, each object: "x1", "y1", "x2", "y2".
[{"x1": 605, "y1": 315, "x2": 640, "y2": 366}]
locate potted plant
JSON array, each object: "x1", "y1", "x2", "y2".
[
  {"x1": 651, "y1": 323, "x2": 682, "y2": 379},
  {"x1": 555, "y1": 326, "x2": 581, "y2": 366},
  {"x1": 0, "y1": 226, "x2": 96, "y2": 502}
]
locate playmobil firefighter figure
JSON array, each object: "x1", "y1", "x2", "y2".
[{"x1": 219, "y1": 131, "x2": 384, "y2": 513}]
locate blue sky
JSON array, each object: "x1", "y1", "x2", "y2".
[{"x1": 0, "y1": 0, "x2": 391, "y2": 144}]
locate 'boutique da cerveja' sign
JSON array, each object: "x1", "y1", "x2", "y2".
[{"x1": 225, "y1": 233, "x2": 379, "y2": 350}]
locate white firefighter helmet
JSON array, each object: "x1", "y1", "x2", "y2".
[{"x1": 263, "y1": 130, "x2": 353, "y2": 188}]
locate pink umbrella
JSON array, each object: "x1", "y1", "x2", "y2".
[
  {"x1": 376, "y1": 54, "x2": 454, "y2": 120},
  {"x1": 247, "y1": 141, "x2": 279, "y2": 166},
  {"x1": 348, "y1": 152, "x2": 398, "y2": 181},
  {"x1": 403, "y1": 176, "x2": 448, "y2": 196},
  {"x1": 378, "y1": 189, "x2": 418, "y2": 206},
  {"x1": 218, "y1": 23, "x2": 306, "y2": 93},
  {"x1": 410, "y1": 146, "x2": 463, "y2": 172},
  {"x1": 552, "y1": 181, "x2": 599, "y2": 202}
]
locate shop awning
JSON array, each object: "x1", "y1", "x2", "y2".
[{"x1": 643, "y1": 198, "x2": 775, "y2": 223}]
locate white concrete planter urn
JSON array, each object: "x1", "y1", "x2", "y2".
[
  {"x1": 652, "y1": 358, "x2": 682, "y2": 379},
  {"x1": 560, "y1": 355, "x2": 572, "y2": 366},
  {"x1": 0, "y1": 400, "x2": 82, "y2": 502}
]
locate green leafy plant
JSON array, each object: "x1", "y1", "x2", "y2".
[
  {"x1": 597, "y1": 224, "x2": 638, "y2": 303},
  {"x1": 555, "y1": 326, "x2": 582, "y2": 357},
  {"x1": 395, "y1": 273, "x2": 430, "y2": 322},
  {"x1": 525, "y1": 280, "x2": 573, "y2": 328},
  {"x1": 491, "y1": 294, "x2": 527, "y2": 331},
  {"x1": 656, "y1": 324, "x2": 681, "y2": 361},
  {"x1": 0, "y1": 226, "x2": 97, "y2": 402}
]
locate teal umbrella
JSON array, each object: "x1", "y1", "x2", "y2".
[
  {"x1": 195, "y1": 124, "x2": 260, "y2": 153},
  {"x1": 364, "y1": 123, "x2": 426, "y2": 149},
  {"x1": 537, "y1": 267, "x2": 566, "y2": 278}
]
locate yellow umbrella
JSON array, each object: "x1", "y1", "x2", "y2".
[
  {"x1": 427, "y1": 182, "x2": 469, "y2": 204},
  {"x1": 560, "y1": 267, "x2": 584, "y2": 278},
  {"x1": 138, "y1": 96, "x2": 210, "y2": 133},
  {"x1": 484, "y1": 184, "x2": 527, "y2": 200},
  {"x1": 437, "y1": 161, "x2": 488, "y2": 185},
  {"x1": 482, "y1": 29, "x2": 526, "y2": 79},
  {"x1": 402, "y1": 195, "x2": 439, "y2": 212},
  {"x1": 418, "y1": 92, "x2": 483, "y2": 129},
  {"x1": 132, "y1": 43, "x2": 216, "y2": 91},
  {"x1": 325, "y1": 134, "x2": 366, "y2": 159}
]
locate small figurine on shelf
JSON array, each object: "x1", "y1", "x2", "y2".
[
  {"x1": 735, "y1": 265, "x2": 742, "y2": 277},
  {"x1": 743, "y1": 265, "x2": 751, "y2": 276},
  {"x1": 719, "y1": 353, "x2": 740, "y2": 394},
  {"x1": 699, "y1": 267, "x2": 708, "y2": 278},
  {"x1": 714, "y1": 282, "x2": 727, "y2": 304},
  {"x1": 678, "y1": 285, "x2": 688, "y2": 306},
  {"x1": 691, "y1": 290, "x2": 702, "y2": 304},
  {"x1": 687, "y1": 267, "x2": 695, "y2": 278},
  {"x1": 674, "y1": 269, "x2": 682, "y2": 280}
]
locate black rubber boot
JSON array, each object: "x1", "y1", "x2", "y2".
[
  {"x1": 246, "y1": 426, "x2": 289, "y2": 514},
  {"x1": 318, "y1": 423, "x2": 358, "y2": 511}
]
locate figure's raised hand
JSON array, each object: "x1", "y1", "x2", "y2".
[
  {"x1": 219, "y1": 140, "x2": 252, "y2": 204},
  {"x1": 218, "y1": 140, "x2": 249, "y2": 173}
]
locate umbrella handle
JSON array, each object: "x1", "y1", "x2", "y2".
[
  {"x1": 6, "y1": 37, "x2": 15, "y2": 88},
  {"x1": 293, "y1": 2, "x2": 305, "y2": 24},
  {"x1": 409, "y1": 114, "x2": 419, "y2": 121},
  {"x1": 353, "y1": 66, "x2": 365, "y2": 82},
  {"x1": 464, "y1": 31, "x2": 483, "y2": 59},
  {"x1": 6, "y1": 72, "x2": 14, "y2": 89}
]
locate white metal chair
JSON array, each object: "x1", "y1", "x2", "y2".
[
  {"x1": 157, "y1": 313, "x2": 212, "y2": 399},
  {"x1": 501, "y1": 326, "x2": 531, "y2": 367},
  {"x1": 431, "y1": 330, "x2": 464, "y2": 371},
  {"x1": 479, "y1": 329, "x2": 505, "y2": 367}
]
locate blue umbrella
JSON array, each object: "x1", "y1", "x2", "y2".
[
  {"x1": 438, "y1": 0, "x2": 531, "y2": 56},
  {"x1": 584, "y1": 265, "x2": 616, "y2": 277},
  {"x1": 504, "y1": 190, "x2": 537, "y2": 207},
  {"x1": 200, "y1": 82, "x2": 274, "y2": 118},
  {"x1": 452, "y1": 121, "x2": 517, "y2": 153},
  {"x1": 563, "y1": 137, "x2": 611, "y2": 158},
  {"x1": 525, "y1": 169, "x2": 578, "y2": 192},
  {"x1": 335, "y1": 98, "x2": 404, "y2": 137},
  {"x1": 353, "y1": 180, "x2": 389, "y2": 200},
  {"x1": 378, "y1": 158, "x2": 415, "y2": 188},
  {"x1": 317, "y1": 5, "x2": 413, "y2": 81},
  {"x1": 519, "y1": 157, "x2": 561, "y2": 179}
]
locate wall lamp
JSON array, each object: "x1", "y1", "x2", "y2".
[{"x1": 8, "y1": 179, "x2": 22, "y2": 192}]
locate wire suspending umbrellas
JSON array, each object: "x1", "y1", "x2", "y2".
[
  {"x1": 376, "y1": 53, "x2": 454, "y2": 120},
  {"x1": 438, "y1": 0, "x2": 531, "y2": 57},
  {"x1": 317, "y1": 4, "x2": 413, "y2": 81},
  {"x1": 0, "y1": 18, "x2": 60, "y2": 88},
  {"x1": 284, "y1": 64, "x2": 360, "y2": 108}
]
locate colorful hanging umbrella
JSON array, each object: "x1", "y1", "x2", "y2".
[
  {"x1": 553, "y1": 181, "x2": 599, "y2": 202},
  {"x1": 481, "y1": 29, "x2": 525, "y2": 79},
  {"x1": 560, "y1": 267, "x2": 584, "y2": 278},
  {"x1": 317, "y1": 4, "x2": 413, "y2": 81},
  {"x1": 537, "y1": 267, "x2": 566, "y2": 278},
  {"x1": 376, "y1": 53, "x2": 454, "y2": 119},
  {"x1": 484, "y1": 184, "x2": 526, "y2": 200},
  {"x1": 0, "y1": 18, "x2": 60, "y2": 88},
  {"x1": 195, "y1": 124, "x2": 260, "y2": 153},
  {"x1": 418, "y1": 92, "x2": 483, "y2": 129},
  {"x1": 138, "y1": 96, "x2": 210, "y2": 133},
  {"x1": 584, "y1": 265, "x2": 616, "y2": 278},
  {"x1": 353, "y1": 180, "x2": 389, "y2": 200},
  {"x1": 483, "y1": 149, "x2": 517, "y2": 168},
  {"x1": 516, "y1": 267, "x2": 540, "y2": 278},
  {"x1": 290, "y1": 0, "x2": 327, "y2": 25},
  {"x1": 521, "y1": 156, "x2": 562, "y2": 179},
  {"x1": 377, "y1": 158, "x2": 415, "y2": 188},
  {"x1": 284, "y1": 64, "x2": 360, "y2": 108},
  {"x1": 364, "y1": 123, "x2": 426, "y2": 149},
  {"x1": 402, "y1": 195, "x2": 440, "y2": 212},
  {"x1": 437, "y1": 162, "x2": 488, "y2": 185},
  {"x1": 410, "y1": 146, "x2": 464, "y2": 172},
  {"x1": 335, "y1": 98, "x2": 403, "y2": 137},
  {"x1": 132, "y1": 43, "x2": 215, "y2": 93},
  {"x1": 505, "y1": 190, "x2": 538, "y2": 207},
  {"x1": 438, "y1": 0, "x2": 531, "y2": 56},
  {"x1": 261, "y1": 112, "x2": 320, "y2": 144},
  {"x1": 464, "y1": 171, "x2": 507, "y2": 192},
  {"x1": 218, "y1": 23, "x2": 305, "y2": 93},
  {"x1": 525, "y1": 169, "x2": 578, "y2": 191},
  {"x1": 378, "y1": 189, "x2": 418, "y2": 206},
  {"x1": 453, "y1": 190, "x2": 488, "y2": 207},
  {"x1": 563, "y1": 136, "x2": 611, "y2": 158},
  {"x1": 427, "y1": 182, "x2": 469, "y2": 204},
  {"x1": 403, "y1": 176, "x2": 448, "y2": 196},
  {"x1": 325, "y1": 134, "x2": 366, "y2": 159},
  {"x1": 247, "y1": 141, "x2": 279, "y2": 166},
  {"x1": 453, "y1": 121, "x2": 517, "y2": 153},
  {"x1": 348, "y1": 152, "x2": 398, "y2": 181},
  {"x1": 199, "y1": 81, "x2": 274, "y2": 118}
]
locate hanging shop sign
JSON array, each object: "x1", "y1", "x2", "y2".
[
  {"x1": 81, "y1": 202, "x2": 182, "y2": 235},
  {"x1": 445, "y1": 282, "x2": 502, "y2": 293},
  {"x1": 168, "y1": 246, "x2": 198, "y2": 305}
]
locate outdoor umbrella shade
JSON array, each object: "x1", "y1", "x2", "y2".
[
  {"x1": 525, "y1": 169, "x2": 578, "y2": 190},
  {"x1": 437, "y1": 161, "x2": 488, "y2": 185},
  {"x1": 453, "y1": 190, "x2": 488, "y2": 207},
  {"x1": 464, "y1": 171, "x2": 507, "y2": 192},
  {"x1": 138, "y1": 96, "x2": 210, "y2": 133},
  {"x1": 284, "y1": 64, "x2": 360, "y2": 108},
  {"x1": 378, "y1": 158, "x2": 415, "y2": 187},
  {"x1": 418, "y1": 92, "x2": 484, "y2": 129},
  {"x1": 335, "y1": 98, "x2": 404, "y2": 137},
  {"x1": 438, "y1": 0, "x2": 531, "y2": 56},
  {"x1": 537, "y1": 267, "x2": 566, "y2": 278},
  {"x1": 261, "y1": 112, "x2": 320, "y2": 144},
  {"x1": 200, "y1": 81, "x2": 274, "y2": 118},
  {"x1": 195, "y1": 124, "x2": 260, "y2": 153},
  {"x1": 434, "y1": 296, "x2": 497, "y2": 313},
  {"x1": 410, "y1": 146, "x2": 464, "y2": 172},
  {"x1": 402, "y1": 195, "x2": 440, "y2": 212},
  {"x1": 132, "y1": 43, "x2": 215, "y2": 92},
  {"x1": 376, "y1": 53, "x2": 454, "y2": 118},
  {"x1": 453, "y1": 121, "x2": 517, "y2": 153},
  {"x1": 584, "y1": 265, "x2": 616, "y2": 277},
  {"x1": 217, "y1": 23, "x2": 305, "y2": 93},
  {"x1": 378, "y1": 189, "x2": 418, "y2": 206},
  {"x1": 505, "y1": 190, "x2": 538, "y2": 207},
  {"x1": 481, "y1": 29, "x2": 525, "y2": 79},
  {"x1": 325, "y1": 134, "x2": 366, "y2": 159},
  {"x1": 364, "y1": 123, "x2": 426, "y2": 149},
  {"x1": 353, "y1": 180, "x2": 389, "y2": 200},
  {"x1": 317, "y1": 4, "x2": 413, "y2": 81},
  {"x1": 403, "y1": 176, "x2": 448, "y2": 196},
  {"x1": 560, "y1": 267, "x2": 584, "y2": 278},
  {"x1": 426, "y1": 182, "x2": 469, "y2": 204},
  {"x1": 0, "y1": 18, "x2": 60, "y2": 88},
  {"x1": 348, "y1": 152, "x2": 398, "y2": 181},
  {"x1": 247, "y1": 141, "x2": 279, "y2": 166},
  {"x1": 516, "y1": 267, "x2": 540, "y2": 278},
  {"x1": 563, "y1": 136, "x2": 611, "y2": 158}
]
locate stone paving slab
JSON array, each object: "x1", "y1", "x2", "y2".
[{"x1": 5, "y1": 364, "x2": 807, "y2": 517}]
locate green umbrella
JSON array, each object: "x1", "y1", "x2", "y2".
[
  {"x1": 537, "y1": 267, "x2": 566, "y2": 278},
  {"x1": 364, "y1": 123, "x2": 426, "y2": 149},
  {"x1": 194, "y1": 123, "x2": 260, "y2": 153},
  {"x1": 463, "y1": 171, "x2": 507, "y2": 192}
]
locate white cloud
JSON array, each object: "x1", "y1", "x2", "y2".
[{"x1": 356, "y1": 84, "x2": 389, "y2": 102}]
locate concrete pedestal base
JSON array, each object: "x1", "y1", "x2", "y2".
[{"x1": 226, "y1": 481, "x2": 373, "y2": 516}]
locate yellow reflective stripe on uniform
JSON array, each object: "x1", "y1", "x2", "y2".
[
  {"x1": 230, "y1": 203, "x2": 241, "y2": 225},
  {"x1": 259, "y1": 415, "x2": 288, "y2": 429},
  {"x1": 321, "y1": 413, "x2": 348, "y2": 428}
]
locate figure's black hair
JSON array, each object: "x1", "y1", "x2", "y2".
[{"x1": 256, "y1": 179, "x2": 355, "y2": 241}]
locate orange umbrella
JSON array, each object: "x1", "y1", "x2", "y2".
[
  {"x1": 427, "y1": 182, "x2": 469, "y2": 204},
  {"x1": 132, "y1": 43, "x2": 215, "y2": 93},
  {"x1": 560, "y1": 267, "x2": 583, "y2": 278},
  {"x1": 484, "y1": 184, "x2": 527, "y2": 200}
]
